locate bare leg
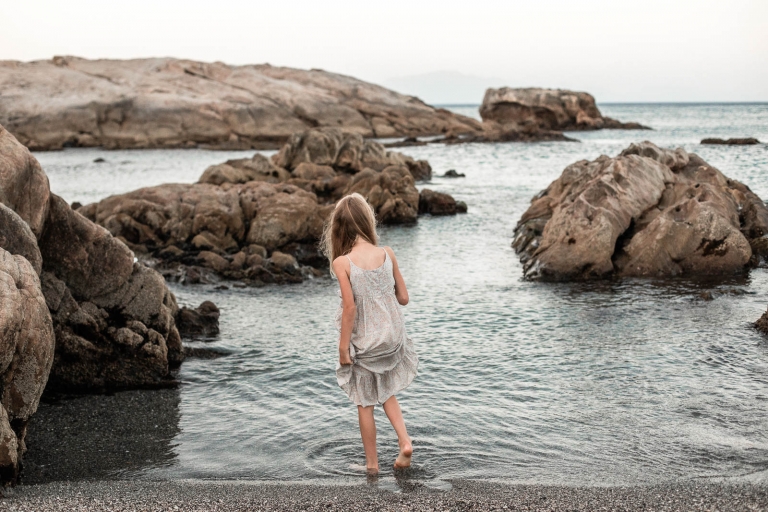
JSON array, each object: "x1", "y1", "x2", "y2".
[
  {"x1": 383, "y1": 396, "x2": 412, "y2": 468},
  {"x1": 357, "y1": 405, "x2": 378, "y2": 473}
]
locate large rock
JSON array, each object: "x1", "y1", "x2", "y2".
[
  {"x1": 273, "y1": 128, "x2": 433, "y2": 181},
  {"x1": 82, "y1": 127, "x2": 467, "y2": 283},
  {"x1": 79, "y1": 181, "x2": 331, "y2": 285},
  {"x1": 0, "y1": 57, "x2": 481, "y2": 151},
  {"x1": 0, "y1": 248, "x2": 54, "y2": 484},
  {"x1": 513, "y1": 142, "x2": 768, "y2": 280},
  {"x1": 0, "y1": 123, "x2": 183, "y2": 394},
  {"x1": 480, "y1": 88, "x2": 649, "y2": 132}
]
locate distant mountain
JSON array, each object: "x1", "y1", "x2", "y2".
[{"x1": 382, "y1": 70, "x2": 505, "y2": 105}]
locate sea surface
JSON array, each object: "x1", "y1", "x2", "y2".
[{"x1": 34, "y1": 104, "x2": 768, "y2": 486}]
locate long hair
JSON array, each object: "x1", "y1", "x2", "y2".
[{"x1": 321, "y1": 193, "x2": 378, "y2": 275}]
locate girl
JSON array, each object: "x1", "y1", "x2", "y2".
[{"x1": 321, "y1": 193, "x2": 419, "y2": 475}]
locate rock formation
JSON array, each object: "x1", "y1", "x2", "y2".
[
  {"x1": 80, "y1": 128, "x2": 466, "y2": 284},
  {"x1": 480, "y1": 88, "x2": 650, "y2": 132},
  {"x1": 701, "y1": 138, "x2": 761, "y2": 145},
  {"x1": 0, "y1": 123, "x2": 183, "y2": 399},
  {"x1": 0, "y1": 56, "x2": 481, "y2": 151},
  {"x1": 513, "y1": 142, "x2": 768, "y2": 281},
  {"x1": 176, "y1": 301, "x2": 220, "y2": 338},
  {"x1": 0, "y1": 244, "x2": 54, "y2": 484}
]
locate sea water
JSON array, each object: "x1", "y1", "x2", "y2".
[{"x1": 34, "y1": 103, "x2": 768, "y2": 485}]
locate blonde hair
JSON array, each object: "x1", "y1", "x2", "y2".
[{"x1": 321, "y1": 193, "x2": 378, "y2": 275}]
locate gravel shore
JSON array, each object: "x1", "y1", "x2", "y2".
[{"x1": 2, "y1": 479, "x2": 767, "y2": 511}]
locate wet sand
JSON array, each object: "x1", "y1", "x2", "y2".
[{"x1": 3, "y1": 479, "x2": 767, "y2": 511}]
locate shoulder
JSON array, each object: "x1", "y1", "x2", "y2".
[
  {"x1": 382, "y1": 246, "x2": 397, "y2": 262},
  {"x1": 332, "y1": 255, "x2": 350, "y2": 274}
]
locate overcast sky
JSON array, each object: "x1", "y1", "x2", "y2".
[{"x1": 2, "y1": 0, "x2": 766, "y2": 103}]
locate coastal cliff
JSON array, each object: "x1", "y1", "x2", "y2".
[{"x1": 0, "y1": 57, "x2": 481, "y2": 151}]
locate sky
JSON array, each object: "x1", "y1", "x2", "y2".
[{"x1": 2, "y1": 0, "x2": 766, "y2": 104}]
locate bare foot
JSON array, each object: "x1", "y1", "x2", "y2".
[
  {"x1": 366, "y1": 465, "x2": 379, "y2": 476},
  {"x1": 394, "y1": 439, "x2": 412, "y2": 469}
]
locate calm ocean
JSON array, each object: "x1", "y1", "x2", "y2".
[{"x1": 34, "y1": 103, "x2": 768, "y2": 485}]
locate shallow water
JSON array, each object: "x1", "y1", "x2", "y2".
[{"x1": 34, "y1": 104, "x2": 768, "y2": 485}]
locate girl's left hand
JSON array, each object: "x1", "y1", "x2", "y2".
[{"x1": 339, "y1": 350, "x2": 353, "y2": 366}]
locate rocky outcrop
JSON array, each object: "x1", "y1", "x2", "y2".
[
  {"x1": 513, "y1": 142, "x2": 768, "y2": 281},
  {"x1": 701, "y1": 138, "x2": 761, "y2": 145},
  {"x1": 0, "y1": 56, "x2": 481, "y2": 151},
  {"x1": 0, "y1": 123, "x2": 183, "y2": 397},
  {"x1": 0, "y1": 246, "x2": 54, "y2": 484},
  {"x1": 480, "y1": 88, "x2": 650, "y2": 132},
  {"x1": 80, "y1": 128, "x2": 466, "y2": 284},
  {"x1": 176, "y1": 301, "x2": 220, "y2": 338},
  {"x1": 419, "y1": 189, "x2": 468, "y2": 215},
  {"x1": 273, "y1": 128, "x2": 433, "y2": 181}
]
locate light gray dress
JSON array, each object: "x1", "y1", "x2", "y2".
[{"x1": 335, "y1": 250, "x2": 418, "y2": 407}]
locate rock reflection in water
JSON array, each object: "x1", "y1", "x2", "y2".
[{"x1": 22, "y1": 388, "x2": 180, "y2": 484}]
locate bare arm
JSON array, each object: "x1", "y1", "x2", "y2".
[
  {"x1": 332, "y1": 257, "x2": 355, "y2": 365},
  {"x1": 384, "y1": 247, "x2": 409, "y2": 306}
]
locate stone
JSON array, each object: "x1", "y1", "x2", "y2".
[
  {"x1": 480, "y1": 88, "x2": 650, "y2": 132},
  {"x1": 345, "y1": 166, "x2": 420, "y2": 224},
  {"x1": 0, "y1": 122, "x2": 184, "y2": 395},
  {"x1": 513, "y1": 141, "x2": 768, "y2": 280},
  {"x1": 198, "y1": 154, "x2": 290, "y2": 185},
  {"x1": 419, "y1": 189, "x2": 462, "y2": 216},
  {"x1": 272, "y1": 128, "x2": 432, "y2": 181},
  {"x1": 0, "y1": 125, "x2": 50, "y2": 235},
  {"x1": 176, "y1": 301, "x2": 220, "y2": 338},
  {"x1": 0, "y1": 57, "x2": 481, "y2": 151},
  {"x1": 0, "y1": 203, "x2": 43, "y2": 275},
  {"x1": 82, "y1": 127, "x2": 466, "y2": 282},
  {"x1": 0, "y1": 249, "x2": 55, "y2": 484},
  {"x1": 701, "y1": 138, "x2": 760, "y2": 145},
  {"x1": 442, "y1": 170, "x2": 465, "y2": 178}
]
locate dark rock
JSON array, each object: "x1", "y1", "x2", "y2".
[
  {"x1": 383, "y1": 136, "x2": 428, "y2": 148},
  {"x1": 70, "y1": 201, "x2": 82, "y2": 210},
  {"x1": 175, "y1": 301, "x2": 220, "y2": 338},
  {"x1": 442, "y1": 170, "x2": 465, "y2": 178},
  {"x1": 701, "y1": 137, "x2": 761, "y2": 145},
  {"x1": 183, "y1": 346, "x2": 228, "y2": 359},
  {"x1": 0, "y1": 123, "x2": 184, "y2": 399},
  {"x1": 93, "y1": 158, "x2": 106, "y2": 163},
  {"x1": 419, "y1": 189, "x2": 463, "y2": 216}
]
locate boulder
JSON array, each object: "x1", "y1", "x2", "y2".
[
  {"x1": 176, "y1": 301, "x2": 220, "y2": 338},
  {"x1": 0, "y1": 123, "x2": 183, "y2": 396},
  {"x1": 0, "y1": 57, "x2": 481, "y2": 151},
  {"x1": 480, "y1": 88, "x2": 650, "y2": 132},
  {"x1": 272, "y1": 128, "x2": 432, "y2": 181},
  {"x1": 346, "y1": 166, "x2": 420, "y2": 224},
  {"x1": 701, "y1": 138, "x2": 761, "y2": 145},
  {"x1": 82, "y1": 127, "x2": 467, "y2": 282},
  {"x1": 419, "y1": 189, "x2": 465, "y2": 216},
  {"x1": 198, "y1": 154, "x2": 290, "y2": 185},
  {"x1": 0, "y1": 248, "x2": 55, "y2": 485},
  {"x1": 513, "y1": 141, "x2": 768, "y2": 280}
]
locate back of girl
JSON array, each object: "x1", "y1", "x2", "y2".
[{"x1": 321, "y1": 193, "x2": 419, "y2": 475}]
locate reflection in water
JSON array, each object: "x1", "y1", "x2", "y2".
[{"x1": 23, "y1": 389, "x2": 180, "y2": 483}]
